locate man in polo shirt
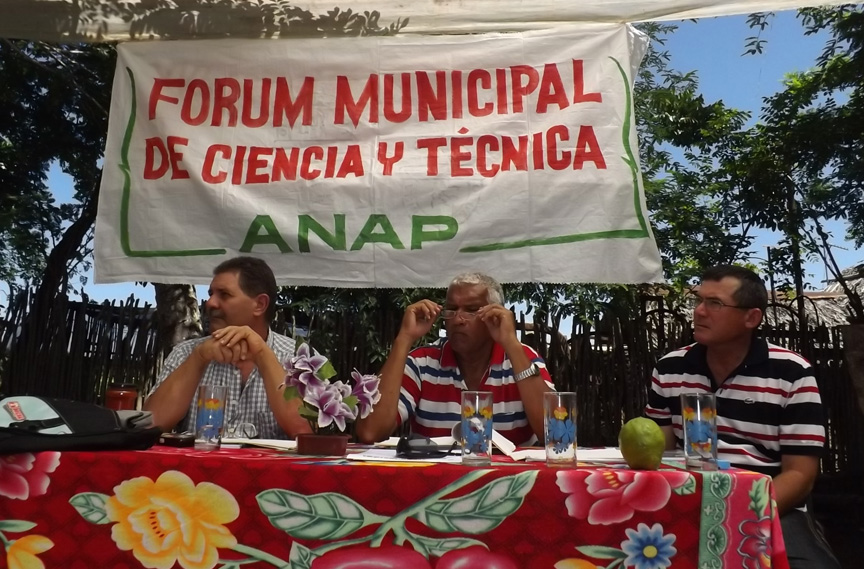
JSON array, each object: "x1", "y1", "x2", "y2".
[
  {"x1": 145, "y1": 256, "x2": 310, "y2": 439},
  {"x1": 645, "y1": 265, "x2": 839, "y2": 569},
  {"x1": 356, "y1": 272, "x2": 553, "y2": 446}
]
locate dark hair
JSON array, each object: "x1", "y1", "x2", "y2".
[
  {"x1": 702, "y1": 265, "x2": 768, "y2": 313},
  {"x1": 213, "y1": 256, "x2": 278, "y2": 323}
]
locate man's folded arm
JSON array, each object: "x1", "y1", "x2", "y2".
[{"x1": 255, "y1": 345, "x2": 312, "y2": 437}]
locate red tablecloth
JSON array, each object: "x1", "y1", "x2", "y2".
[{"x1": 0, "y1": 446, "x2": 788, "y2": 569}]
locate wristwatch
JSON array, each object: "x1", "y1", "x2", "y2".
[{"x1": 514, "y1": 363, "x2": 540, "y2": 383}]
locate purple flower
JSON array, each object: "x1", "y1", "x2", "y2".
[
  {"x1": 282, "y1": 344, "x2": 381, "y2": 433},
  {"x1": 283, "y1": 343, "x2": 329, "y2": 396},
  {"x1": 331, "y1": 380, "x2": 353, "y2": 399},
  {"x1": 304, "y1": 384, "x2": 356, "y2": 432},
  {"x1": 351, "y1": 370, "x2": 382, "y2": 419}
]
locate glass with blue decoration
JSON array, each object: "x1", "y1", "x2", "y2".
[
  {"x1": 460, "y1": 391, "x2": 493, "y2": 465},
  {"x1": 680, "y1": 392, "x2": 718, "y2": 470},
  {"x1": 544, "y1": 391, "x2": 577, "y2": 466},
  {"x1": 194, "y1": 384, "x2": 228, "y2": 451}
]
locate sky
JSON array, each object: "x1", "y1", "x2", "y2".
[{"x1": 52, "y1": 9, "x2": 862, "y2": 305}]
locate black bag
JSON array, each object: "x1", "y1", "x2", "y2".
[{"x1": 0, "y1": 396, "x2": 162, "y2": 454}]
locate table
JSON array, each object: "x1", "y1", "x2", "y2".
[{"x1": 0, "y1": 446, "x2": 788, "y2": 569}]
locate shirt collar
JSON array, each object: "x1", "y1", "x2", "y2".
[
  {"x1": 440, "y1": 340, "x2": 506, "y2": 369},
  {"x1": 683, "y1": 335, "x2": 769, "y2": 376},
  {"x1": 265, "y1": 328, "x2": 277, "y2": 348}
]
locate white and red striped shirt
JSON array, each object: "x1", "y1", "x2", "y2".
[{"x1": 398, "y1": 339, "x2": 553, "y2": 446}]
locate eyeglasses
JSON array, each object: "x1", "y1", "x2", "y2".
[
  {"x1": 395, "y1": 434, "x2": 458, "y2": 459},
  {"x1": 223, "y1": 401, "x2": 261, "y2": 439},
  {"x1": 440, "y1": 307, "x2": 483, "y2": 320},
  {"x1": 689, "y1": 295, "x2": 754, "y2": 312}
]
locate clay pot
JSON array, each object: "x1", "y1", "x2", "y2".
[{"x1": 296, "y1": 433, "x2": 350, "y2": 457}]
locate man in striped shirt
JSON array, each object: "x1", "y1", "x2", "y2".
[
  {"x1": 356, "y1": 273, "x2": 553, "y2": 447},
  {"x1": 645, "y1": 265, "x2": 839, "y2": 569}
]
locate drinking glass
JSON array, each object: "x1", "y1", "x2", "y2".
[
  {"x1": 194, "y1": 384, "x2": 228, "y2": 450},
  {"x1": 460, "y1": 391, "x2": 493, "y2": 465},
  {"x1": 680, "y1": 392, "x2": 718, "y2": 470},
  {"x1": 544, "y1": 391, "x2": 577, "y2": 466}
]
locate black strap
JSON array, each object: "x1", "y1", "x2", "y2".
[{"x1": 7, "y1": 418, "x2": 66, "y2": 431}]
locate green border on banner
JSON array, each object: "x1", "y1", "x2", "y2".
[
  {"x1": 118, "y1": 67, "x2": 226, "y2": 258},
  {"x1": 460, "y1": 56, "x2": 649, "y2": 253}
]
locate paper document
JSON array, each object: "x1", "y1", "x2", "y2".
[
  {"x1": 222, "y1": 438, "x2": 297, "y2": 451},
  {"x1": 509, "y1": 447, "x2": 626, "y2": 462}
]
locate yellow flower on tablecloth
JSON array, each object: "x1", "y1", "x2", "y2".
[
  {"x1": 105, "y1": 470, "x2": 239, "y2": 569},
  {"x1": 6, "y1": 535, "x2": 53, "y2": 569}
]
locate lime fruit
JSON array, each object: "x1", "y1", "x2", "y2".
[{"x1": 619, "y1": 417, "x2": 665, "y2": 470}]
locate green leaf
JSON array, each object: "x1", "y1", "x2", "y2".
[
  {"x1": 411, "y1": 535, "x2": 487, "y2": 558},
  {"x1": 343, "y1": 395, "x2": 358, "y2": 409},
  {"x1": 419, "y1": 471, "x2": 538, "y2": 534},
  {"x1": 288, "y1": 542, "x2": 317, "y2": 569},
  {"x1": 318, "y1": 360, "x2": 338, "y2": 381},
  {"x1": 0, "y1": 520, "x2": 37, "y2": 532},
  {"x1": 748, "y1": 478, "x2": 769, "y2": 517},
  {"x1": 283, "y1": 385, "x2": 300, "y2": 401},
  {"x1": 672, "y1": 474, "x2": 697, "y2": 495},
  {"x1": 299, "y1": 404, "x2": 319, "y2": 420},
  {"x1": 575, "y1": 545, "x2": 628, "y2": 560},
  {"x1": 257, "y1": 489, "x2": 378, "y2": 540},
  {"x1": 69, "y1": 493, "x2": 111, "y2": 524}
]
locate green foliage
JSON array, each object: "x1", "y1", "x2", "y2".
[
  {"x1": 729, "y1": 6, "x2": 864, "y2": 319},
  {"x1": 0, "y1": 40, "x2": 113, "y2": 295},
  {"x1": 634, "y1": 22, "x2": 756, "y2": 290}
]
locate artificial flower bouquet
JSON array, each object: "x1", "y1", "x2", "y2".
[{"x1": 280, "y1": 343, "x2": 381, "y2": 435}]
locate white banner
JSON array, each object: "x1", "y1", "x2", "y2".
[{"x1": 94, "y1": 24, "x2": 664, "y2": 287}]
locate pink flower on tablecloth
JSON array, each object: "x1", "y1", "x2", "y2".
[
  {"x1": 738, "y1": 516, "x2": 772, "y2": 569},
  {"x1": 0, "y1": 452, "x2": 60, "y2": 500},
  {"x1": 556, "y1": 469, "x2": 691, "y2": 525}
]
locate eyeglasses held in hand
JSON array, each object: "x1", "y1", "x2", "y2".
[
  {"x1": 440, "y1": 308, "x2": 483, "y2": 320},
  {"x1": 395, "y1": 435, "x2": 458, "y2": 459}
]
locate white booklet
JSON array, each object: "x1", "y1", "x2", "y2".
[{"x1": 220, "y1": 438, "x2": 297, "y2": 450}]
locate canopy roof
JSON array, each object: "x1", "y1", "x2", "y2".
[{"x1": 0, "y1": 0, "x2": 847, "y2": 42}]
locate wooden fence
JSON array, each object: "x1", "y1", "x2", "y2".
[
  {"x1": 1, "y1": 291, "x2": 862, "y2": 478},
  {"x1": 0, "y1": 290, "x2": 160, "y2": 403}
]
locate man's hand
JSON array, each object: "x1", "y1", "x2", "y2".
[
  {"x1": 774, "y1": 454, "x2": 820, "y2": 515},
  {"x1": 193, "y1": 336, "x2": 240, "y2": 365},
  {"x1": 212, "y1": 325, "x2": 268, "y2": 364},
  {"x1": 477, "y1": 304, "x2": 518, "y2": 346},
  {"x1": 398, "y1": 300, "x2": 441, "y2": 343}
]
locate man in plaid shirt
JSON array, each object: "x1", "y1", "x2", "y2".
[{"x1": 145, "y1": 257, "x2": 309, "y2": 439}]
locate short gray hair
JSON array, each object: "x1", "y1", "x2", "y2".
[{"x1": 448, "y1": 273, "x2": 504, "y2": 305}]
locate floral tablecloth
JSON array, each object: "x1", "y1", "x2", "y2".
[{"x1": 0, "y1": 446, "x2": 788, "y2": 569}]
